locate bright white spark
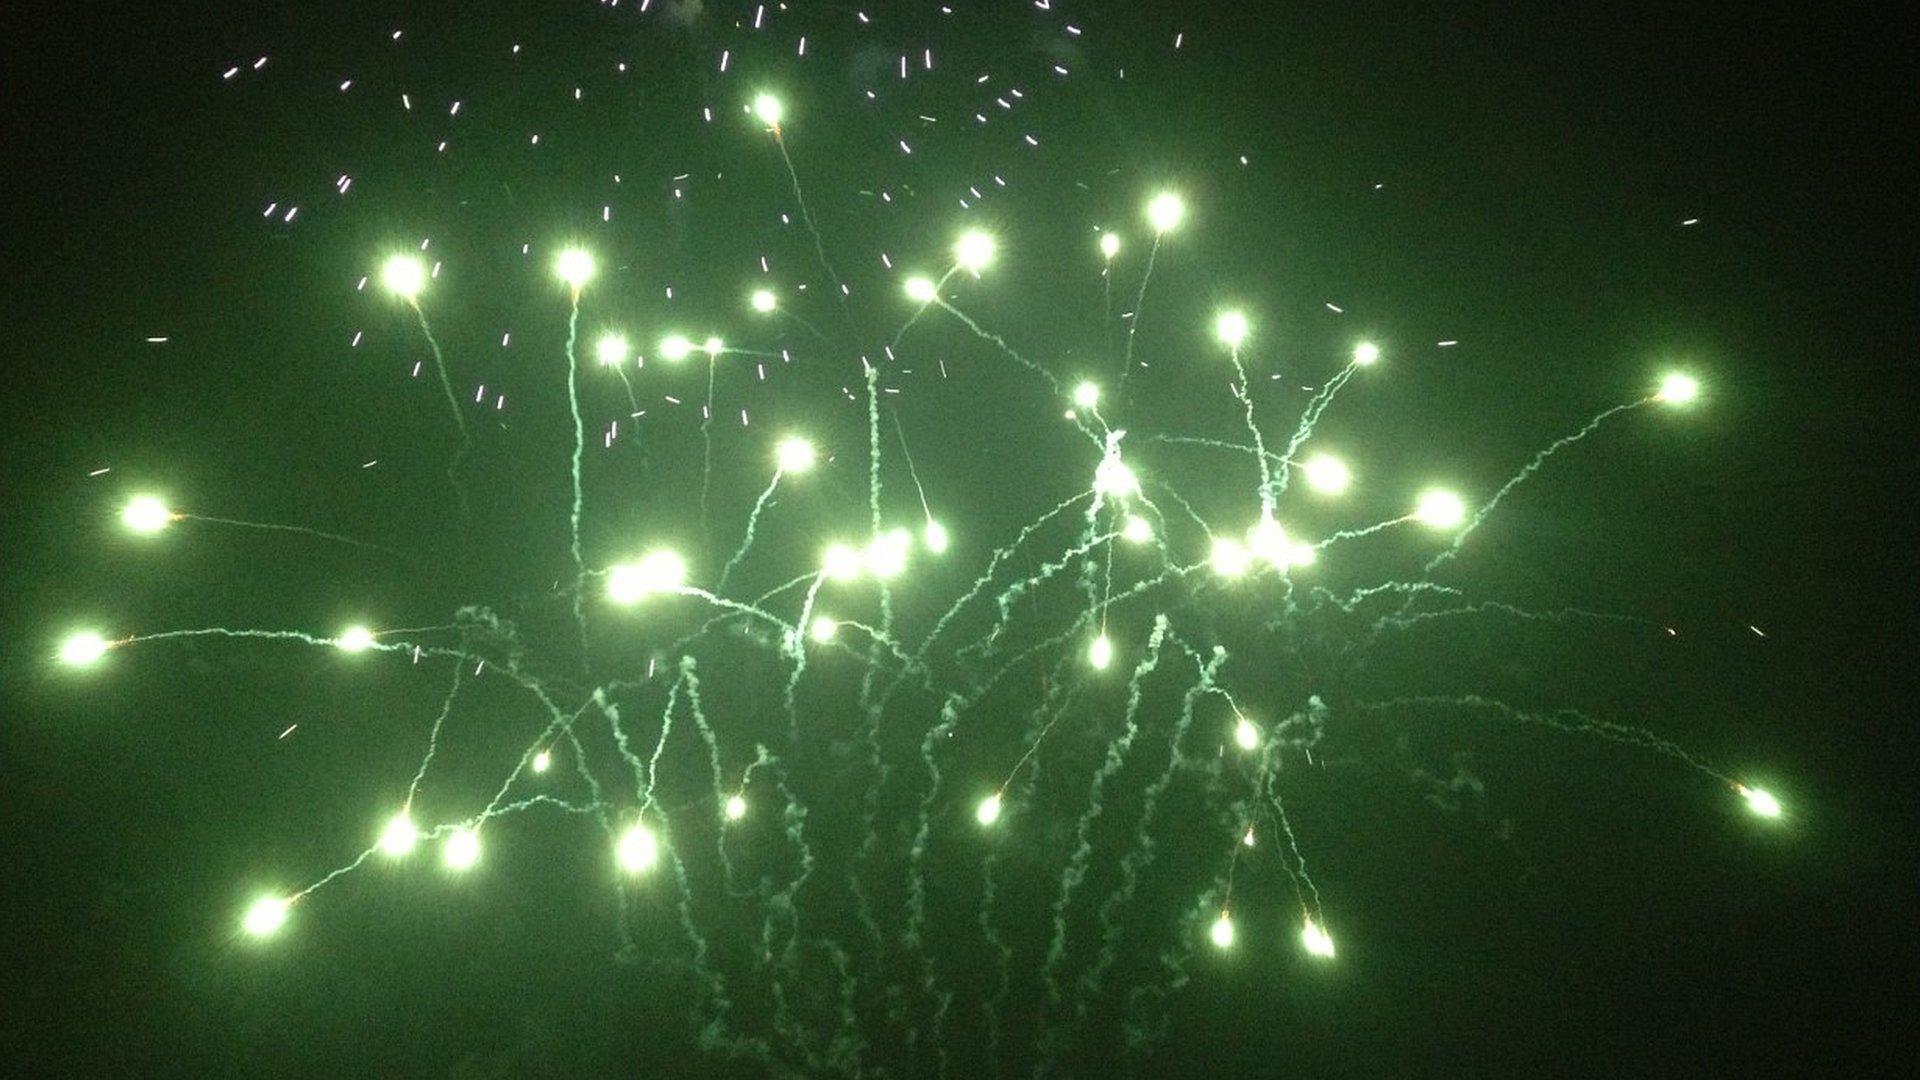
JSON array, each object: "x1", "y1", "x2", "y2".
[
  {"x1": 954, "y1": 229, "x2": 997, "y2": 275},
  {"x1": 1215, "y1": 310, "x2": 1249, "y2": 349},
  {"x1": 976, "y1": 793, "x2": 1003, "y2": 826},
  {"x1": 1738, "y1": 784, "x2": 1783, "y2": 819},
  {"x1": 595, "y1": 334, "x2": 631, "y2": 367},
  {"x1": 1233, "y1": 717, "x2": 1259, "y2": 751},
  {"x1": 1121, "y1": 514, "x2": 1153, "y2": 544},
  {"x1": 1146, "y1": 191, "x2": 1186, "y2": 233},
  {"x1": 809, "y1": 616, "x2": 839, "y2": 643},
  {"x1": 58, "y1": 632, "x2": 110, "y2": 668},
  {"x1": 1246, "y1": 516, "x2": 1289, "y2": 565},
  {"x1": 121, "y1": 495, "x2": 174, "y2": 535},
  {"x1": 1099, "y1": 232, "x2": 1121, "y2": 259},
  {"x1": 724, "y1": 795, "x2": 748, "y2": 821},
  {"x1": 903, "y1": 276, "x2": 938, "y2": 303},
  {"x1": 751, "y1": 92, "x2": 784, "y2": 128},
  {"x1": 1413, "y1": 489, "x2": 1467, "y2": 529},
  {"x1": 659, "y1": 335, "x2": 695, "y2": 361},
  {"x1": 378, "y1": 812, "x2": 420, "y2": 857},
  {"x1": 1209, "y1": 536, "x2": 1252, "y2": 577},
  {"x1": 1072, "y1": 381, "x2": 1101, "y2": 409},
  {"x1": 1302, "y1": 918, "x2": 1337, "y2": 958},
  {"x1": 1352, "y1": 341, "x2": 1381, "y2": 366},
  {"x1": 380, "y1": 254, "x2": 427, "y2": 300},
  {"x1": 750, "y1": 288, "x2": 778, "y2": 313},
  {"x1": 1302, "y1": 454, "x2": 1351, "y2": 494},
  {"x1": 1210, "y1": 911, "x2": 1236, "y2": 949},
  {"x1": 1658, "y1": 372, "x2": 1700, "y2": 405},
  {"x1": 922, "y1": 519, "x2": 951, "y2": 554},
  {"x1": 553, "y1": 247, "x2": 596, "y2": 289},
  {"x1": 241, "y1": 896, "x2": 291, "y2": 939},
  {"x1": 1088, "y1": 633, "x2": 1114, "y2": 670},
  {"x1": 442, "y1": 828, "x2": 482, "y2": 871},
  {"x1": 775, "y1": 436, "x2": 817, "y2": 473},
  {"x1": 607, "y1": 550, "x2": 689, "y2": 603},
  {"x1": 821, "y1": 543, "x2": 863, "y2": 582},
  {"x1": 616, "y1": 823, "x2": 659, "y2": 873},
  {"x1": 335, "y1": 625, "x2": 378, "y2": 653}
]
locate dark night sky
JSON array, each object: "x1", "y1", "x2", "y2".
[{"x1": 2, "y1": 2, "x2": 1914, "y2": 1077}]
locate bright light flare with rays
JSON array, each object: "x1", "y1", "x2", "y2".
[
  {"x1": 378, "y1": 812, "x2": 420, "y2": 858},
  {"x1": 1210, "y1": 911, "x2": 1236, "y2": 949},
  {"x1": 953, "y1": 229, "x2": 997, "y2": 275},
  {"x1": 1087, "y1": 633, "x2": 1114, "y2": 670},
  {"x1": 751, "y1": 92, "x2": 784, "y2": 129},
  {"x1": 659, "y1": 335, "x2": 694, "y2": 361},
  {"x1": 1353, "y1": 341, "x2": 1381, "y2": 366},
  {"x1": 58, "y1": 631, "x2": 111, "y2": 668},
  {"x1": 903, "y1": 276, "x2": 938, "y2": 303},
  {"x1": 442, "y1": 828, "x2": 481, "y2": 871},
  {"x1": 594, "y1": 334, "x2": 630, "y2": 367},
  {"x1": 1302, "y1": 454, "x2": 1351, "y2": 494},
  {"x1": 922, "y1": 519, "x2": 950, "y2": 554},
  {"x1": 809, "y1": 616, "x2": 838, "y2": 643},
  {"x1": 335, "y1": 625, "x2": 377, "y2": 653},
  {"x1": 616, "y1": 823, "x2": 660, "y2": 873},
  {"x1": 1413, "y1": 489, "x2": 1467, "y2": 529},
  {"x1": 121, "y1": 495, "x2": 174, "y2": 534},
  {"x1": 976, "y1": 793, "x2": 1003, "y2": 827},
  {"x1": 241, "y1": 895, "x2": 291, "y2": 939},
  {"x1": 380, "y1": 254, "x2": 426, "y2": 300},
  {"x1": 1658, "y1": 372, "x2": 1701, "y2": 405},
  {"x1": 724, "y1": 795, "x2": 748, "y2": 821},
  {"x1": 1737, "y1": 784, "x2": 1783, "y2": 819},
  {"x1": 750, "y1": 287, "x2": 778, "y2": 313},
  {"x1": 1234, "y1": 717, "x2": 1260, "y2": 751},
  {"x1": 1215, "y1": 310, "x2": 1249, "y2": 349},
  {"x1": 775, "y1": 436, "x2": 817, "y2": 473},
  {"x1": 1302, "y1": 919, "x2": 1337, "y2": 958},
  {"x1": 553, "y1": 247, "x2": 595, "y2": 289},
  {"x1": 1146, "y1": 191, "x2": 1186, "y2": 233},
  {"x1": 608, "y1": 550, "x2": 689, "y2": 604},
  {"x1": 1072, "y1": 381, "x2": 1101, "y2": 409}
]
